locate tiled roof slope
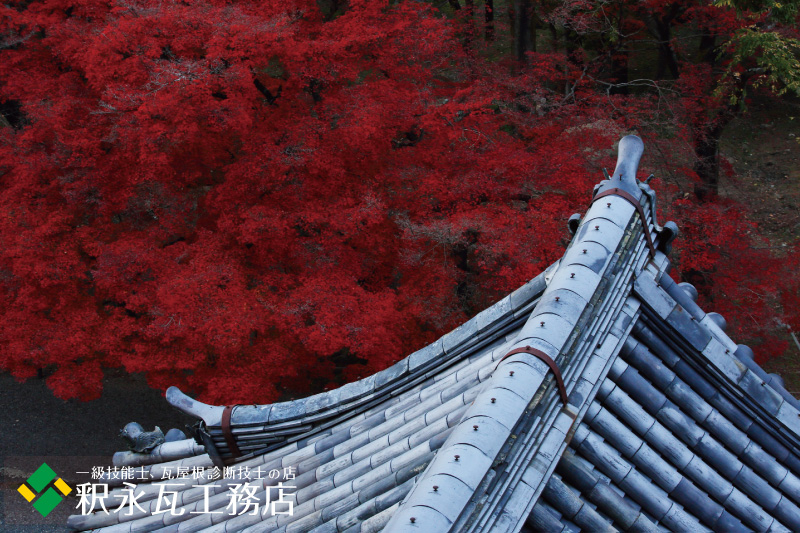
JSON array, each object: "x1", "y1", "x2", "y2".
[{"x1": 67, "y1": 136, "x2": 800, "y2": 532}]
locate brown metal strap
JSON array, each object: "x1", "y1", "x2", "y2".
[
  {"x1": 221, "y1": 405, "x2": 242, "y2": 458},
  {"x1": 496, "y1": 346, "x2": 569, "y2": 405},
  {"x1": 593, "y1": 188, "x2": 657, "y2": 258}
]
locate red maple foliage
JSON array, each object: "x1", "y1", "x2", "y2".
[{"x1": 1, "y1": 0, "x2": 797, "y2": 402}]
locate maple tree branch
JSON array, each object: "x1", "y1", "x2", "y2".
[
  {"x1": 790, "y1": 330, "x2": 800, "y2": 355},
  {"x1": 253, "y1": 77, "x2": 281, "y2": 105}
]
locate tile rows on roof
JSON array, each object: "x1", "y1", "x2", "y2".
[
  {"x1": 385, "y1": 188, "x2": 647, "y2": 532},
  {"x1": 169, "y1": 265, "x2": 554, "y2": 467},
  {"x1": 70, "y1": 303, "x2": 544, "y2": 532},
  {"x1": 633, "y1": 266, "x2": 800, "y2": 446},
  {"x1": 533, "y1": 300, "x2": 800, "y2": 533},
  {"x1": 390, "y1": 167, "x2": 670, "y2": 533}
]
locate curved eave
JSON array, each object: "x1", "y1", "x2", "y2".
[{"x1": 166, "y1": 260, "x2": 557, "y2": 465}]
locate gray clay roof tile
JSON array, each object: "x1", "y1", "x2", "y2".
[{"x1": 69, "y1": 137, "x2": 800, "y2": 533}]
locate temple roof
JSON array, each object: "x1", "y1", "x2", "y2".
[{"x1": 67, "y1": 136, "x2": 800, "y2": 532}]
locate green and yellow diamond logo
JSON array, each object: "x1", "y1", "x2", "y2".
[{"x1": 17, "y1": 463, "x2": 72, "y2": 517}]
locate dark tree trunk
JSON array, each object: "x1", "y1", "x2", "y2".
[
  {"x1": 508, "y1": 2, "x2": 515, "y2": 50},
  {"x1": 463, "y1": 0, "x2": 475, "y2": 48},
  {"x1": 563, "y1": 30, "x2": 581, "y2": 94},
  {"x1": 608, "y1": 10, "x2": 629, "y2": 94},
  {"x1": 654, "y1": 19, "x2": 679, "y2": 78},
  {"x1": 693, "y1": 130, "x2": 720, "y2": 201},
  {"x1": 563, "y1": 30, "x2": 580, "y2": 60},
  {"x1": 656, "y1": 36, "x2": 679, "y2": 78},
  {"x1": 514, "y1": 0, "x2": 531, "y2": 62},
  {"x1": 693, "y1": 31, "x2": 725, "y2": 201},
  {"x1": 448, "y1": 0, "x2": 461, "y2": 10},
  {"x1": 485, "y1": 0, "x2": 494, "y2": 41},
  {"x1": 643, "y1": 4, "x2": 680, "y2": 79},
  {"x1": 609, "y1": 49, "x2": 629, "y2": 94},
  {"x1": 693, "y1": 121, "x2": 727, "y2": 201},
  {"x1": 699, "y1": 34, "x2": 717, "y2": 66},
  {"x1": 548, "y1": 23, "x2": 558, "y2": 51}
]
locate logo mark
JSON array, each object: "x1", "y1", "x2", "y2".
[{"x1": 17, "y1": 463, "x2": 72, "y2": 517}]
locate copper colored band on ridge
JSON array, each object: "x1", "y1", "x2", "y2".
[{"x1": 497, "y1": 346, "x2": 569, "y2": 405}]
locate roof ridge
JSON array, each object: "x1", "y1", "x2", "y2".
[{"x1": 385, "y1": 135, "x2": 668, "y2": 531}]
